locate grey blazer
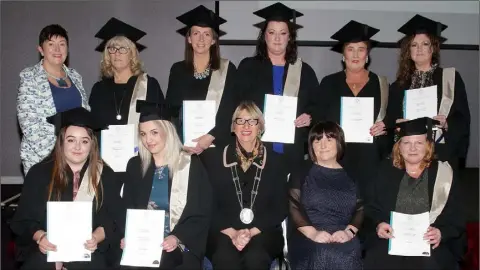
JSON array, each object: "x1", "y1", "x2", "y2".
[{"x1": 17, "y1": 60, "x2": 90, "y2": 175}]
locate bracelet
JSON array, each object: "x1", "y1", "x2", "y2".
[
  {"x1": 346, "y1": 228, "x2": 356, "y2": 237},
  {"x1": 36, "y1": 232, "x2": 47, "y2": 244}
]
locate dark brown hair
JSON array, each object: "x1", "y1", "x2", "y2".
[
  {"x1": 39, "y1": 24, "x2": 69, "y2": 46},
  {"x1": 308, "y1": 121, "x2": 346, "y2": 162},
  {"x1": 184, "y1": 26, "x2": 221, "y2": 71},
  {"x1": 396, "y1": 34, "x2": 441, "y2": 87},
  {"x1": 254, "y1": 20, "x2": 298, "y2": 64},
  {"x1": 47, "y1": 126, "x2": 103, "y2": 210}
]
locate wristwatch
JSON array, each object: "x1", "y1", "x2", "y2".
[{"x1": 347, "y1": 228, "x2": 356, "y2": 237}]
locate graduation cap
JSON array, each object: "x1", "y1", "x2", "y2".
[
  {"x1": 46, "y1": 107, "x2": 107, "y2": 135},
  {"x1": 95, "y1": 17, "x2": 147, "y2": 52},
  {"x1": 330, "y1": 20, "x2": 380, "y2": 53},
  {"x1": 253, "y1": 2, "x2": 304, "y2": 29},
  {"x1": 136, "y1": 100, "x2": 179, "y2": 123},
  {"x1": 176, "y1": 5, "x2": 227, "y2": 36},
  {"x1": 395, "y1": 117, "x2": 440, "y2": 140},
  {"x1": 398, "y1": 14, "x2": 448, "y2": 43}
]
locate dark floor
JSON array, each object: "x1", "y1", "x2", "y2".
[{"x1": 1, "y1": 168, "x2": 478, "y2": 270}]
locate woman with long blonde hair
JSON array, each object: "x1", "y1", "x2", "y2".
[
  {"x1": 10, "y1": 107, "x2": 124, "y2": 270},
  {"x1": 88, "y1": 18, "x2": 166, "y2": 267},
  {"x1": 120, "y1": 100, "x2": 212, "y2": 269}
]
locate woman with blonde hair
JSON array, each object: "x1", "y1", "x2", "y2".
[
  {"x1": 365, "y1": 117, "x2": 465, "y2": 270},
  {"x1": 88, "y1": 18, "x2": 165, "y2": 267},
  {"x1": 89, "y1": 17, "x2": 164, "y2": 143},
  {"x1": 120, "y1": 100, "x2": 212, "y2": 269},
  {"x1": 10, "y1": 107, "x2": 124, "y2": 270},
  {"x1": 201, "y1": 100, "x2": 289, "y2": 270}
]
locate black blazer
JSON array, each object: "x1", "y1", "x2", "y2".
[
  {"x1": 122, "y1": 155, "x2": 212, "y2": 260},
  {"x1": 200, "y1": 144, "x2": 289, "y2": 233}
]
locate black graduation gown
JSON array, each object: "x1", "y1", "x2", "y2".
[
  {"x1": 234, "y1": 56, "x2": 321, "y2": 168},
  {"x1": 165, "y1": 60, "x2": 237, "y2": 147},
  {"x1": 121, "y1": 155, "x2": 212, "y2": 269},
  {"x1": 364, "y1": 159, "x2": 466, "y2": 270},
  {"x1": 89, "y1": 74, "x2": 165, "y2": 189},
  {"x1": 200, "y1": 144, "x2": 288, "y2": 261},
  {"x1": 317, "y1": 71, "x2": 393, "y2": 202},
  {"x1": 89, "y1": 75, "x2": 164, "y2": 267},
  {"x1": 387, "y1": 68, "x2": 471, "y2": 168},
  {"x1": 10, "y1": 159, "x2": 124, "y2": 270}
]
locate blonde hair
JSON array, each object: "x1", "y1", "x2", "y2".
[
  {"x1": 100, "y1": 36, "x2": 144, "y2": 78},
  {"x1": 230, "y1": 101, "x2": 265, "y2": 134},
  {"x1": 138, "y1": 120, "x2": 183, "y2": 177},
  {"x1": 392, "y1": 137, "x2": 435, "y2": 170}
]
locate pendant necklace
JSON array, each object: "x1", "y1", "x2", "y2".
[
  {"x1": 45, "y1": 70, "x2": 69, "y2": 88},
  {"x1": 113, "y1": 89, "x2": 127, "y2": 121}
]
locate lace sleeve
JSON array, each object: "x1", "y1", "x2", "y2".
[
  {"x1": 289, "y1": 166, "x2": 313, "y2": 228},
  {"x1": 349, "y1": 197, "x2": 364, "y2": 230}
]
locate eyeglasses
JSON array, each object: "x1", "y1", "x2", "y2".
[
  {"x1": 234, "y1": 118, "x2": 259, "y2": 126},
  {"x1": 107, "y1": 46, "x2": 130, "y2": 54}
]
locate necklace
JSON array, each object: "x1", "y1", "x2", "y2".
[
  {"x1": 113, "y1": 89, "x2": 127, "y2": 121},
  {"x1": 45, "y1": 69, "x2": 69, "y2": 87},
  {"x1": 193, "y1": 63, "x2": 211, "y2": 80}
]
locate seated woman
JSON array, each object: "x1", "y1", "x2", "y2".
[
  {"x1": 10, "y1": 107, "x2": 123, "y2": 270},
  {"x1": 288, "y1": 121, "x2": 363, "y2": 270},
  {"x1": 200, "y1": 101, "x2": 289, "y2": 270},
  {"x1": 120, "y1": 100, "x2": 212, "y2": 269},
  {"x1": 364, "y1": 117, "x2": 465, "y2": 270}
]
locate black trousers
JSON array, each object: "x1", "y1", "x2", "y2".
[
  {"x1": 119, "y1": 249, "x2": 202, "y2": 270},
  {"x1": 364, "y1": 238, "x2": 457, "y2": 270},
  {"x1": 206, "y1": 230, "x2": 283, "y2": 270},
  {"x1": 20, "y1": 250, "x2": 106, "y2": 270}
]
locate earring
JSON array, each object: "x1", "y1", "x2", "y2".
[
  {"x1": 366, "y1": 56, "x2": 369, "y2": 64},
  {"x1": 342, "y1": 56, "x2": 345, "y2": 62}
]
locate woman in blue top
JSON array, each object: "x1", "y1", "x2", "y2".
[
  {"x1": 17, "y1": 24, "x2": 89, "y2": 175},
  {"x1": 120, "y1": 100, "x2": 212, "y2": 269},
  {"x1": 233, "y1": 2, "x2": 320, "y2": 171}
]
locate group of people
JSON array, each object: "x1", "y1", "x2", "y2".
[{"x1": 12, "y1": 2, "x2": 469, "y2": 270}]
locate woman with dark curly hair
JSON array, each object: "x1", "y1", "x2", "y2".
[
  {"x1": 387, "y1": 15, "x2": 470, "y2": 170},
  {"x1": 233, "y1": 2, "x2": 320, "y2": 170}
]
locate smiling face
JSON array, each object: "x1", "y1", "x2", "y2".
[
  {"x1": 410, "y1": 34, "x2": 433, "y2": 67},
  {"x1": 38, "y1": 35, "x2": 68, "y2": 66},
  {"x1": 312, "y1": 134, "x2": 338, "y2": 163},
  {"x1": 63, "y1": 126, "x2": 92, "y2": 166},
  {"x1": 139, "y1": 120, "x2": 166, "y2": 156},
  {"x1": 343, "y1": 41, "x2": 368, "y2": 72},
  {"x1": 233, "y1": 109, "x2": 260, "y2": 146},
  {"x1": 188, "y1": 26, "x2": 216, "y2": 55},
  {"x1": 399, "y1": 134, "x2": 428, "y2": 165},
  {"x1": 264, "y1": 21, "x2": 290, "y2": 56}
]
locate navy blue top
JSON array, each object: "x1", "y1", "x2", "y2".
[
  {"x1": 148, "y1": 166, "x2": 170, "y2": 237},
  {"x1": 49, "y1": 80, "x2": 82, "y2": 113},
  {"x1": 272, "y1": 65, "x2": 285, "y2": 154}
]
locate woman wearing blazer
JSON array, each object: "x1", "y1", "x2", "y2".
[{"x1": 17, "y1": 24, "x2": 89, "y2": 175}]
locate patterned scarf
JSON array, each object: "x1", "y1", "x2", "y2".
[
  {"x1": 410, "y1": 63, "x2": 438, "y2": 89},
  {"x1": 235, "y1": 139, "x2": 264, "y2": 172}
]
